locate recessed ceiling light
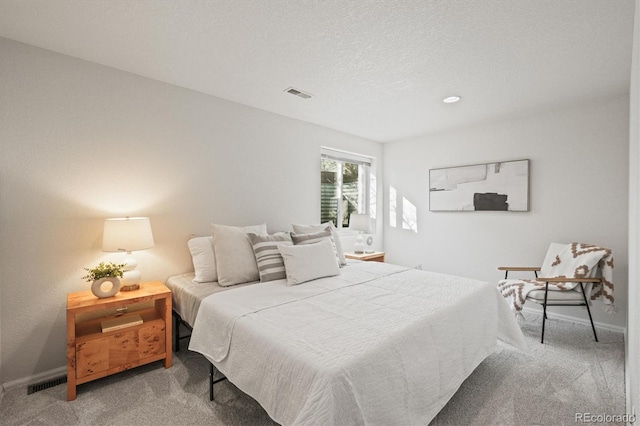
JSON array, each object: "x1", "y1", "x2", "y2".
[{"x1": 443, "y1": 95, "x2": 461, "y2": 104}]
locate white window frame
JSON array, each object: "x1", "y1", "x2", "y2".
[{"x1": 320, "y1": 147, "x2": 373, "y2": 229}]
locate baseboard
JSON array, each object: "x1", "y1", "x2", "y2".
[
  {"x1": 625, "y1": 327, "x2": 632, "y2": 424},
  {"x1": 2, "y1": 366, "x2": 67, "y2": 392},
  {"x1": 521, "y1": 306, "x2": 626, "y2": 333}
]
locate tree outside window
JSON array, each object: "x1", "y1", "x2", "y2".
[{"x1": 321, "y1": 152, "x2": 369, "y2": 229}]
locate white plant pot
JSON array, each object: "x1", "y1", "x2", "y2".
[{"x1": 91, "y1": 277, "x2": 121, "y2": 298}]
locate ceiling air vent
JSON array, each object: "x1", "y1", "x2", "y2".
[{"x1": 285, "y1": 87, "x2": 312, "y2": 99}]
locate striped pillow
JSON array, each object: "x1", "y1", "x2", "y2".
[
  {"x1": 290, "y1": 227, "x2": 340, "y2": 267},
  {"x1": 292, "y1": 222, "x2": 347, "y2": 266},
  {"x1": 248, "y1": 232, "x2": 293, "y2": 282}
]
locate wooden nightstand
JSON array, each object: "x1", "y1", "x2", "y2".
[
  {"x1": 66, "y1": 281, "x2": 172, "y2": 401},
  {"x1": 345, "y1": 251, "x2": 386, "y2": 262}
]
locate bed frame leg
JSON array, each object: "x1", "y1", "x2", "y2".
[
  {"x1": 209, "y1": 362, "x2": 214, "y2": 401},
  {"x1": 541, "y1": 281, "x2": 549, "y2": 344},
  {"x1": 173, "y1": 312, "x2": 181, "y2": 352},
  {"x1": 172, "y1": 310, "x2": 194, "y2": 353},
  {"x1": 208, "y1": 361, "x2": 228, "y2": 401}
]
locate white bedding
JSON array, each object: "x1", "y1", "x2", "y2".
[
  {"x1": 165, "y1": 273, "x2": 257, "y2": 326},
  {"x1": 189, "y1": 261, "x2": 526, "y2": 425}
]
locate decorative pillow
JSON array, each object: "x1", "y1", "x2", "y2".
[
  {"x1": 291, "y1": 227, "x2": 340, "y2": 267},
  {"x1": 211, "y1": 223, "x2": 267, "y2": 287},
  {"x1": 187, "y1": 236, "x2": 217, "y2": 283},
  {"x1": 292, "y1": 222, "x2": 346, "y2": 266},
  {"x1": 248, "y1": 232, "x2": 293, "y2": 282},
  {"x1": 278, "y1": 239, "x2": 341, "y2": 285}
]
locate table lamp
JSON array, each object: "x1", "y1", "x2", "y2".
[
  {"x1": 102, "y1": 217, "x2": 154, "y2": 291},
  {"x1": 349, "y1": 213, "x2": 372, "y2": 254}
]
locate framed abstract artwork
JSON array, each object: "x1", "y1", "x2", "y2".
[{"x1": 429, "y1": 159, "x2": 529, "y2": 212}]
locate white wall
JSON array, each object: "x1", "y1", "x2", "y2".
[
  {"x1": 384, "y1": 95, "x2": 629, "y2": 329},
  {"x1": 0, "y1": 255, "x2": 2, "y2": 392},
  {"x1": 0, "y1": 38, "x2": 383, "y2": 386},
  {"x1": 627, "y1": 0, "x2": 639, "y2": 418}
]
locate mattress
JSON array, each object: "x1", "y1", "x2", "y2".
[
  {"x1": 166, "y1": 261, "x2": 363, "y2": 326},
  {"x1": 164, "y1": 273, "x2": 257, "y2": 326},
  {"x1": 189, "y1": 261, "x2": 527, "y2": 425}
]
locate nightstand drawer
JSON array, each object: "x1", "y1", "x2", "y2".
[
  {"x1": 75, "y1": 323, "x2": 166, "y2": 380},
  {"x1": 76, "y1": 338, "x2": 109, "y2": 379},
  {"x1": 139, "y1": 323, "x2": 166, "y2": 358}
]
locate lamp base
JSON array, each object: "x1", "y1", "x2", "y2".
[
  {"x1": 120, "y1": 254, "x2": 141, "y2": 291},
  {"x1": 354, "y1": 233, "x2": 365, "y2": 254},
  {"x1": 120, "y1": 284, "x2": 140, "y2": 291}
]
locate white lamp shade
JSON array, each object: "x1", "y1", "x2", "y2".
[
  {"x1": 102, "y1": 217, "x2": 155, "y2": 252},
  {"x1": 349, "y1": 214, "x2": 371, "y2": 233}
]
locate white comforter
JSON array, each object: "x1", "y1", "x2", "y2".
[{"x1": 189, "y1": 261, "x2": 526, "y2": 425}]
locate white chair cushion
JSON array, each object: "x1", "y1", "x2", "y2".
[{"x1": 527, "y1": 282, "x2": 593, "y2": 303}]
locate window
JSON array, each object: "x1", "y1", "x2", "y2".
[{"x1": 320, "y1": 147, "x2": 372, "y2": 229}]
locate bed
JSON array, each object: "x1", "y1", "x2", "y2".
[
  {"x1": 165, "y1": 272, "x2": 258, "y2": 351},
  {"x1": 170, "y1": 260, "x2": 526, "y2": 425}
]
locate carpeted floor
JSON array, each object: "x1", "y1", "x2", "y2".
[{"x1": 0, "y1": 313, "x2": 625, "y2": 425}]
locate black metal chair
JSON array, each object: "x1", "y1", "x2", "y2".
[{"x1": 498, "y1": 242, "x2": 600, "y2": 344}]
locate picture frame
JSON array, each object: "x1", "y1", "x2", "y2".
[{"x1": 429, "y1": 159, "x2": 530, "y2": 212}]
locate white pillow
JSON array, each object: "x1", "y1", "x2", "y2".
[
  {"x1": 290, "y1": 227, "x2": 340, "y2": 267},
  {"x1": 187, "y1": 236, "x2": 217, "y2": 283},
  {"x1": 211, "y1": 223, "x2": 267, "y2": 287},
  {"x1": 278, "y1": 239, "x2": 341, "y2": 286},
  {"x1": 292, "y1": 222, "x2": 346, "y2": 266}
]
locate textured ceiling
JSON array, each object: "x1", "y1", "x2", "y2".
[{"x1": 0, "y1": 0, "x2": 635, "y2": 142}]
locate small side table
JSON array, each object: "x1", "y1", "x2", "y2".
[
  {"x1": 66, "y1": 281, "x2": 172, "y2": 401},
  {"x1": 345, "y1": 251, "x2": 385, "y2": 262}
]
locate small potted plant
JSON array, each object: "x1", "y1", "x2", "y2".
[{"x1": 83, "y1": 262, "x2": 126, "y2": 298}]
